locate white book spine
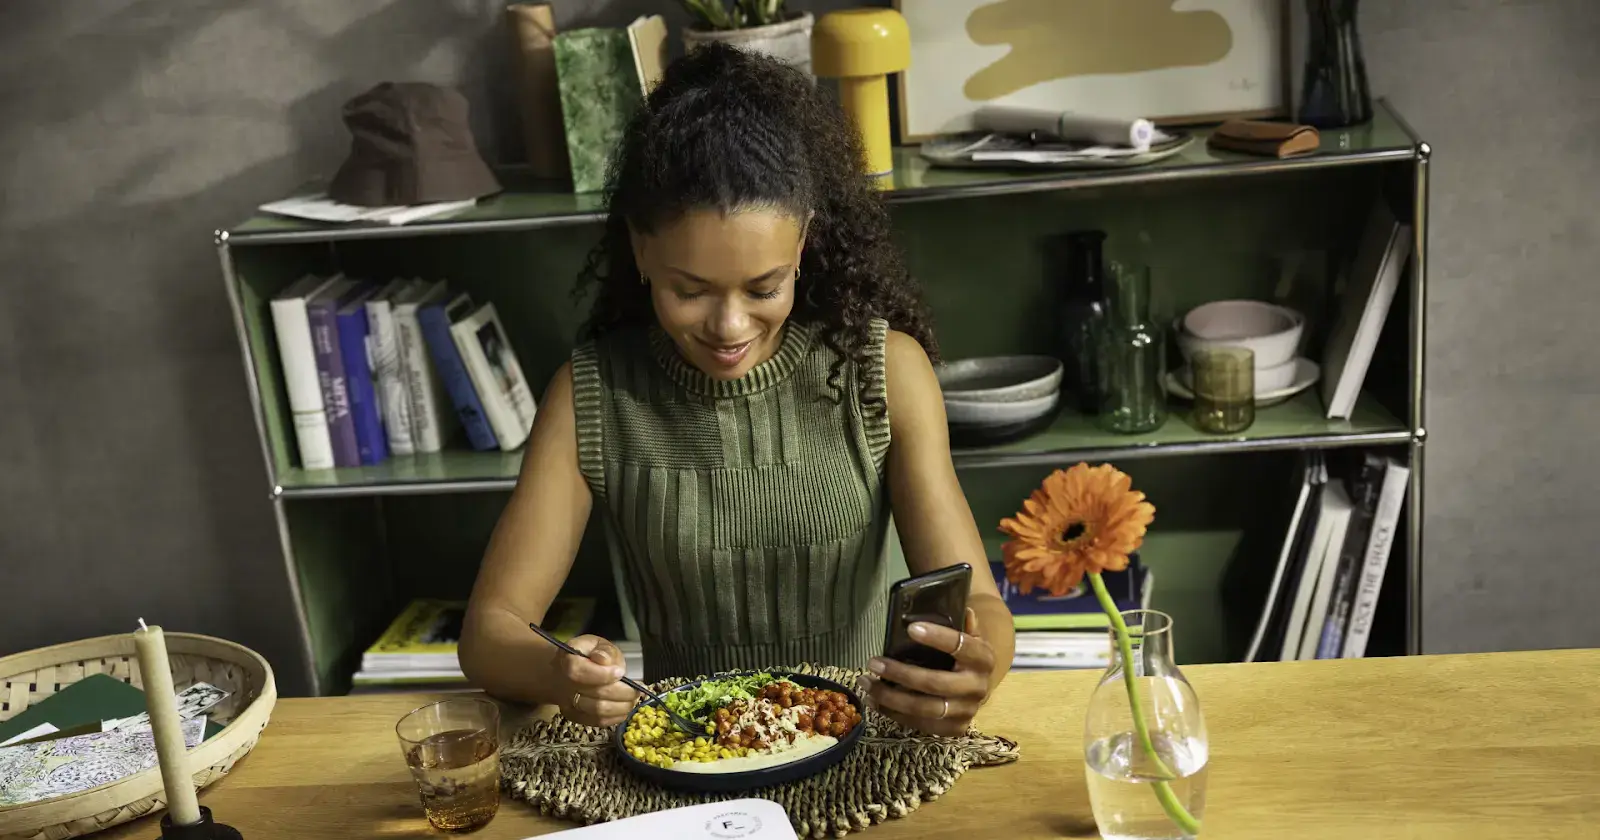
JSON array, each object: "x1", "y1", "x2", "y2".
[
  {"x1": 450, "y1": 304, "x2": 536, "y2": 451},
  {"x1": 1341, "y1": 460, "x2": 1412, "y2": 658},
  {"x1": 270, "y1": 295, "x2": 335, "y2": 470},
  {"x1": 366, "y1": 295, "x2": 415, "y2": 456},
  {"x1": 395, "y1": 304, "x2": 446, "y2": 453},
  {"x1": 1298, "y1": 495, "x2": 1351, "y2": 661}
]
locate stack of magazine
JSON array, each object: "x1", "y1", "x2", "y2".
[
  {"x1": 993, "y1": 558, "x2": 1152, "y2": 671},
  {"x1": 352, "y1": 597, "x2": 595, "y2": 690},
  {"x1": 1244, "y1": 451, "x2": 1411, "y2": 662}
]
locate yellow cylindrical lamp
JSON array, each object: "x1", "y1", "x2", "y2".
[{"x1": 812, "y1": 9, "x2": 910, "y2": 183}]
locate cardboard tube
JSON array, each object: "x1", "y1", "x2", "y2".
[{"x1": 506, "y1": 3, "x2": 571, "y2": 180}]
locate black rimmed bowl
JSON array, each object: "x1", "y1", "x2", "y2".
[{"x1": 612, "y1": 671, "x2": 866, "y2": 793}]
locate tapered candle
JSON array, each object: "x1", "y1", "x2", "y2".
[{"x1": 133, "y1": 619, "x2": 202, "y2": 826}]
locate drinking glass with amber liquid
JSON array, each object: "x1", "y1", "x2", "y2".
[
  {"x1": 396, "y1": 698, "x2": 501, "y2": 832},
  {"x1": 1191, "y1": 347, "x2": 1255, "y2": 435}
]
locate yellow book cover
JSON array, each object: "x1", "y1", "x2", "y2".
[{"x1": 367, "y1": 597, "x2": 594, "y2": 656}]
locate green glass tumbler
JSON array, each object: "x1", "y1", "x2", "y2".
[{"x1": 1190, "y1": 347, "x2": 1255, "y2": 434}]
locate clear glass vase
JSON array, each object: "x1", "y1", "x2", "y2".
[
  {"x1": 1094, "y1": 262, "x2": 1167, "y2": 434},
  {"x1": 1084, "y1": 610, "x2": 1209, "y2": 840}
]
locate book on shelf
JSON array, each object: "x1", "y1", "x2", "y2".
[
  {"x1": 353, "y1": 597, "x2": 595, "y2": 687},
  {"x1": 451, "y1": 301, "x2": 538, "y2": 451},
  {"x1": 336, "y1": 284, "x2": 389, "y2": 465},
  {"x1": 365, "y1": 279, "x2": 417, "y2": 456},
  {"x1": 1012, "y1": 632, "x2": 1114, "y2": 670},
  {"x1": 306, "y1": 277, "x2": 365, "y2": 467},
  {"x1": 418, "y1": 291, "x2": 499, "y2": 452},
  {"x1": 269, "y1": 274, "x2": 340, "y2": 470},
  {"x1": 1322, "y1": 197, "x2": 1412, "y2": 420},
  {"x1": 393, "y1": 279, "x2": 451, "y2": 454},
  {"x1": 991, "y1": 558, "x2": 1150, "y2": 631},
  {"x1": 268, "y1": 275, "x2": 541, "y2": 470},
  {"x1": 989, "y1": 557, "x2": 1152, "y2": 671},
  {"x1": 1248, "y1": 451, "x2": 1409, "y2": 661}
]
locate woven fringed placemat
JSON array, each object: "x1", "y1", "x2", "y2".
[{"x1": 500, "y1": 663, "x2": 1019, "y2": 839}]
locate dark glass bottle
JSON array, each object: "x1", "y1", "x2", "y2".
[
  {"x1": 1059, "y1": 230, "x2": 1108, "y2": 414},
  {"x1": 1095, "y1": 261, "x2": 1167, "y2": 434},
  {"x1": 1298, "y1": 0, "x2": 1372, "y2": 128}
]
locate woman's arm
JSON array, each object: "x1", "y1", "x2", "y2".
[
  {"x1": 867, "y1": 330, "x2": 1016, "y2": 734},
  {"x1": 459, "y1": 362, "x2": 637, "y2": 724}
]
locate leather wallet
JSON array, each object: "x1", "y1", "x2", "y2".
[{"x1": 1206, "y1": 120, "x2": 1321, "y2": 158}]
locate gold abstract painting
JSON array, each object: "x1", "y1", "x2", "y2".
[{"x1": 896, "y1": 0, "x2": 1286, "y2": 139}]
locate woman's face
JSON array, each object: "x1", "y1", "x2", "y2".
[{"x1": 632, "y1": 207, "x2": 807, "y2": 381}]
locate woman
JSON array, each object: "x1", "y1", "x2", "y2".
[{"x1": 460, "y1": 43, "x2": 1013, "y2": 737}]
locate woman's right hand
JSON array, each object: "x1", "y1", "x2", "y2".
[{"x1": 554, "y1": 635, "x2": 638, "y2": 727}]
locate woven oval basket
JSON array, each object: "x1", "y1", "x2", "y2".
[{"x1": 0, "y1": 632, "x2": 276, "y2": 840}]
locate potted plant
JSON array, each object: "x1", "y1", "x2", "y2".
[{"x1": 679, "y1": 0, "x2": 814, "y2": 77}]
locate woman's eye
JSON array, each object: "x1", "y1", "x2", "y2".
[
  {"x1": 750, "y1": 288, "x2": 781, "y2": 300},
  {"x1": 674, "y1": 289, "x2": 703, "y2": 301}
]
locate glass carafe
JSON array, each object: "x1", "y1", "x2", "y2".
[
  {"x1": 1083, "y1": 610, "x2": 1208, "y2": 840},
  {"x1": 1094, "y1": 261, "x2": 1167, "y2": 433}
]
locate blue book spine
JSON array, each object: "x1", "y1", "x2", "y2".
[
  {"x1": 337, "y1": 302, "x2": 388, "y2": 465},
  {"x1": 417, "y1": 302, "x2": 498, "y2": 451},
  {"x1": 307, "y1": 298, "x2": 360, "y2": 467}
]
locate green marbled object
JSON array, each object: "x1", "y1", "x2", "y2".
[{"x1": 553, "y1": 28, "x2": 642, "y2": 194}]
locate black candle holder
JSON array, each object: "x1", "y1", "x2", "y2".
[{"x1": 156, "y1": 806, "x2": 243, "y2": 840}]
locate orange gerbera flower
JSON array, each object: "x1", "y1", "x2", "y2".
[{"x1": 998, "y1": 463, "x2": 1155, "y2": 596}]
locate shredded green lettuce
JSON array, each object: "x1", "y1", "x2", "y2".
[{"x1": 661, "y1": 672, "x2": 794, "y2": 726}]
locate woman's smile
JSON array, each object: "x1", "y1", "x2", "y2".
[{"x1": 699, "y1": 337, "x2": 756, "y2": 369}]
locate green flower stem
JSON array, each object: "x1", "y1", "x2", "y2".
[{"x1": 1089, "y1": 573, "x2": 1202, "y2": 836}]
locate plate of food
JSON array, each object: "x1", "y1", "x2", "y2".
[{"x1": 614, "y1": 671, "x2": 866, "y2": 792}]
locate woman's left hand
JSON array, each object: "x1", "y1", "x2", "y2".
[{"x1": 863, "y1": 607, "x2": 995, "y2": 736}]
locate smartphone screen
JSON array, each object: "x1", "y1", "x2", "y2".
[{"x1": 881, "y1": 564, "x2": 971, "y2": 675}]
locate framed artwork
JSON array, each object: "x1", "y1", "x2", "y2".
[{"x1": 894, "y1": 0, "x2": 1291, "y2": 141}]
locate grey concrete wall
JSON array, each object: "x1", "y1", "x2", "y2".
[
  {"x1": 1, "y1": 0, "x2": 1594, "y2": 696},
  {"x1": 1361, "y1": 0, "x2": 1600, "y2": 652}
]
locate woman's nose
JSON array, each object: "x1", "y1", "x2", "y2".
[{"x1": 711, "y1": 298, "x2": 749, "y2": 340}]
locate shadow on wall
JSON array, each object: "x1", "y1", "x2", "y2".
[{"x1": 0, "y1": 0, "x2": 521, "y2": 695}]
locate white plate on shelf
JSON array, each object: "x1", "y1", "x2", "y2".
[{"x1": 1166, "y1": 358, "x2": 1321, "y2": 408}]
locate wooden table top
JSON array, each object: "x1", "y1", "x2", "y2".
[{"x1": 97, "y1": 649, "x2": 1600, "y2": 839}]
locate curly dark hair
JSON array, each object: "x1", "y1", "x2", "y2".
[{"x1": 577, "y1": 41, "x2": 938, "y2": 405}]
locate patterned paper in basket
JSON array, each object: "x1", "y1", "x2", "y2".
[{"x1": 499, "y1": 664, "x2": 1019, "y2": 839}]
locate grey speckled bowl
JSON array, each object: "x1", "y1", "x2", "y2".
[
  {"x1": 944, "y1": 390, "x2": 1060, "y2": 426},
  {"x1": 937, "y1": 356, "x2": 1064, "y2": 403}
]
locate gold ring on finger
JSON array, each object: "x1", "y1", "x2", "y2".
[
  {"x1": 953, "y1": 633, "x2": 965, "y2": 655},
  {"x1": 571, "y1": 692, "x2": 583, "y2": 711},
  {"x1": 938, "y1": 698, "x2": 949, "y2": 720}
]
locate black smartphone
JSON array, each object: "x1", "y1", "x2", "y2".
[{"x1": 881, "y1": 563, "x2": 972, "y2": 675}]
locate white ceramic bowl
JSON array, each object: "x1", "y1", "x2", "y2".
[
  {"x1": 1255, "y1": 357, "x2": 1300, "y2": 392},
  {"x1": 944, "y1": 391, "x2": 1059, "y2": 426},
  {"x1": 1175, "y1": 300, "x2": 1305, "y2": 369},
  {"x1": 937, "y1": 356, "x2": 1064, "y2": 403}
]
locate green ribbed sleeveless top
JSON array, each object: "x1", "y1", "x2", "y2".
[{"x1": 570, "y1": 317, "x2": 892, "y2": 681}]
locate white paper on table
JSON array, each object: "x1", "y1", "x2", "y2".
[
  {"x1": 108, "y1": 681, "x2": 229, "y2": 730},
  {"x1": 259, "y1": 194, "x2": 476, "y2": 226},
  {"x1": 530, "y1": 799, "x2": 795, "y2": 839},
  {"x1": 0, "y1": 723, "x2": 60, "y2": 747}
]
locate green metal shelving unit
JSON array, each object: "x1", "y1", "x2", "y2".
[{"x1": 219, "y1": 100, "x2": 1429, "y2": 696}]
